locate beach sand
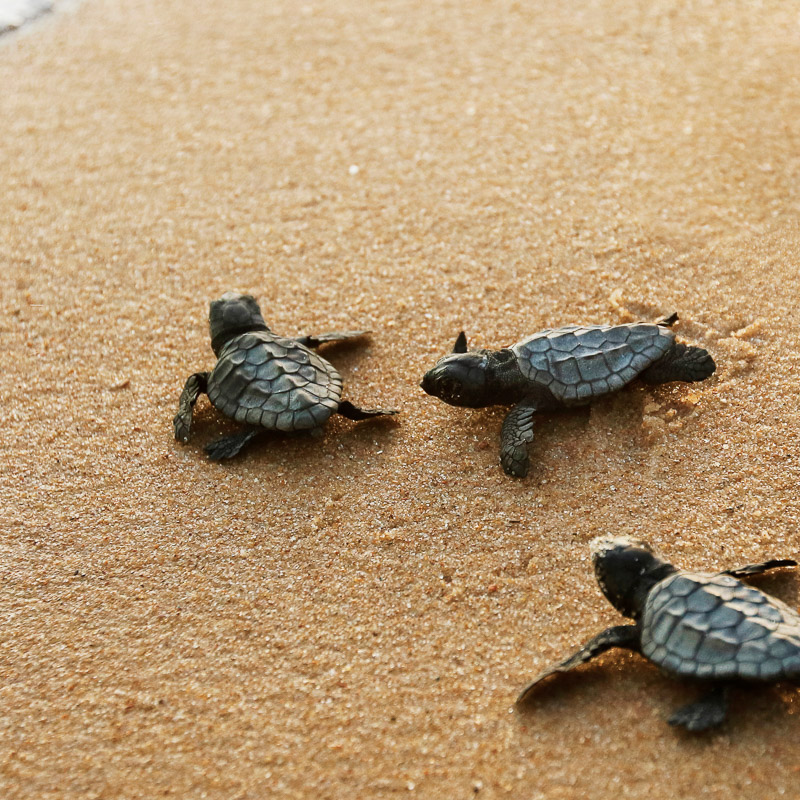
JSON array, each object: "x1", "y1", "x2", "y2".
[{"x1": 2, "y1": 0, "x2": 800, "y2": 797}]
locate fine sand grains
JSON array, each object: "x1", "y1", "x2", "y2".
[{"x1": 2, "y1": 1, "x2": 800, "y2": 798}]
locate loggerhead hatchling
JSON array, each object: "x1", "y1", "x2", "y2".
[
  {"x1": 420, "y1": 314, "x2": 715, "y2": 477},
  {"x1": 517, "y1": 536, "x2": 800, "y2": 731},
  {"x1": 174, "y1": 292, "x2": 396, "y2": 460}
]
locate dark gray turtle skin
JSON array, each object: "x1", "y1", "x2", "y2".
[
  {"x1": 174, "y1": 292, "x2": 396, "y2": 460},
  {"x1": 517, "y1": 536, "x2": 800, "y2": 732},
  {"x1": 420, "y1": 314, "x2": 715, "y2": 478}
]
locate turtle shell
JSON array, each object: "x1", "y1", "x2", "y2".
[
  {"x1": 206, "y1": 331, "x2": 342, "y2": 432},
  {"x1": 640, "y1": 571, "x2": 800, "y2": 681},
  {"x1": 510, "y1": 323, "x2": 674, "y2": 404}
]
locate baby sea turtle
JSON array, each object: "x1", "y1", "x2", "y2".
[
  {"x1": 517, "y1": 536, "x2": 800, "y2": 731},
  {"x1": 420, "y1": 314, "x2": 715, "y2": 477},
  {"x1": 174, "y1": 292, "x2": 396, "y2": 460}
]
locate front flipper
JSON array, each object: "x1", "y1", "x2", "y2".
[
  {"x1": 296, "y1": 330, "x2": 370, "y2": 348},
  {"x1": 337, "y1": 400, "x2": 398, "y2": 421},
  {"x1": 173, "y1": 372, "x2": 209, "y2": 443},
  {"x1": 724, "y1": 559, "x2": 797, "y2": 579},
  {"x1": 517, "y1": 625, "x2": 640, "y2": 705},
  {"x1": 204, "y1": 429, "x2": 263, "y2": 461},
  {"x1": 668, "y1": 685, "x2": 729, "y2": 732},
  {"x1": 500, "y1": 400, "x2": 538, "y2": 478}
]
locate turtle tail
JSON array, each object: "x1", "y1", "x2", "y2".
[{"x1": 640, "y1": 343, "x2": 716, "y2": 384}]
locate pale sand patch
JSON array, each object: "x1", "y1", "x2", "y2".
[{"x1": 2, "y1": 0, "x2": 800, "y2": 797}]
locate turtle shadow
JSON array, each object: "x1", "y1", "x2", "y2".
[
  {"x1": 315, "y1": 342, "x2": 369, "y2": 368},
  {"x1": 515, "y1": 663, "x2": 660, "y2": 733},
  {"x1": 664, "y1": 682, "x2": 800, "y2": 744},
  {"x1": 313, "y1": 336, "x2": 385, "y2": 373},
  {"x1": 738, "y1": 572, "x2": 798, "y2": 606},
  {"x1": 516, "y1": 655, "x2": 800, "y2": 740},
  {"x1": 515, "y1": 666, "x2": 611, "y2": 710},
  {"x1": 467, "y1": 405, "x2": 593, "y2": 455},
  {"x1": 179, "y1": 401, "x2": 399, "y2": 470}
]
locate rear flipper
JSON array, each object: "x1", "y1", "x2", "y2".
[
  {"x1": 668, "y1": 685, "x2": 729, "y2": 732},
  {"x1": 205, "y1": 429, "x2": 263, "y2": 461},
  {"x1": 337, "y1": 400, "x2": 397, "y2": 421},
  {"x1": 640, "y1": 342, "x2": 715, "y2": 384}
]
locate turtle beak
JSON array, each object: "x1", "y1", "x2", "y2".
[{"x1": 420, "y1": 372, "x2": 435, "y2": 395}]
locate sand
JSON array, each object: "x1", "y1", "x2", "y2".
[{"x1": 2, "y1": 0, "x2": 800, "y2": 797}]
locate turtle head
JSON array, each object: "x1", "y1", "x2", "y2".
[
  {"x1": 420, "y1": 332, "x2": 493, "y2": 407},
  {"x1": 590, "y1": 536, "x2": 674, "y2": 620},
  {"x1": 209, "y1": 292, "x2": 270, "y2": 355},
  {"x1": 421, "y1": 332, "x2": 523, "y2": 407},
  {"x1": 420, "y1": 352, "x2": 491, "y2": 407}
]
